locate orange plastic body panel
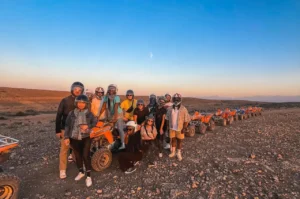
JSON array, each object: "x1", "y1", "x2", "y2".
[
  {"x1": 0, "y1": 143, "x2": 18, "y2": 153},
  {"x1": 200, "y1": 114, "x2": 213, "y2": 123},
  {"x1": 90, "y1": 125, "x2": 114, "y2": 144},
  {"x1": 230, "y1": 110, "x2": 237, "y2": 116},
  {"x1": 222, "y1": 112, "x2": 231, "y2": 119}
]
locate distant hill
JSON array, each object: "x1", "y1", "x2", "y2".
[{"x1": 201, "y1": 95, "x2": 300, "y2": 103}]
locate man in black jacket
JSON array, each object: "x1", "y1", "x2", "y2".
[{"x1": 56, "y1": 82, "x2": 84, "y2": 179}]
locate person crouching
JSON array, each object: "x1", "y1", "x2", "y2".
[{"x1": 64, "y1": 95, "x2": 97, "y2": 187}]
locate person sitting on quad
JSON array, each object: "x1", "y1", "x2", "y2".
[
  {"x1": 118, "y1": 121, "x2": 145, "y2": 174},
  {"x1": 147, "y1": 94, "x2": 157, "y2": 117},
  {"x1": 90, "y1": 87, "x2": 106, "y2": 121},
  {"x1": 215, "y1": 108, "x2": 223, "y2": 116},
  {"x1": 64, "y1": 95, "x2": 97, "y2": 187},
  {"x1": 134, "y1": 99, "x2": 150, "y2": 128},
  {"x1": 120, "y1": 90, "x2": 137, "y2": 122},
  {"x1": 166, "y1": 93, "x2": 190, "y2": 161},
  {"x1": 164, "y1": 93, "x2": 173, "y2": 109},
  {"x1": 55, "y1": 81, "x2": 84, "y2": 179},
  {"x1": 155, "y1": 96, "x2": 167, "y2": 158},
  {"x1": 104, "y1": 84, "x2": 126, "y2": 150}
]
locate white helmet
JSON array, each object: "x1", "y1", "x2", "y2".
[
  {"x1": 107, "y1": 84, "x2": 118, "y2": 95},
  {"x1": 125, "y1": 121, "x2": 137, "y2": 132}
]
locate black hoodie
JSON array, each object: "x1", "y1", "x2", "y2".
[{"x1": 55, "y1": 95, "x2": 76, "y2": 133}]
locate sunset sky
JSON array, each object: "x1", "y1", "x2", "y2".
[{"x1": 0, "y1": 0, "x2": 299, "y2": 99}]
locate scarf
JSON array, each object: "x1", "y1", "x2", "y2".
[{"x1": 72, "y1": 108, "x2": 88, "y2": 140}]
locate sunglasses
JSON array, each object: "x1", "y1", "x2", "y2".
[
  {"x1": 126, "y1": 128, "x2": 134, "y2": 131},
  {"x1": 137, "y1": 104, "x2": 143, "y2": 106},
  {"x1": 96, "y1": 91, "x2": 104, "y2": 94},
  {"x1": 147, "y1": 120, "x2": 154, "y2": 123},
  {"x1": 126, "y1": 95, "x2": 133, "y2": 96}
]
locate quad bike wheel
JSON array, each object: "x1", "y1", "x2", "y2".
[
  {"x1": 207, "y1": 120, "x2": 215, "y2": 131},
  {"x1": 221, "y1": 119, "x2": 227, "y2": 126},
  {"x1": 227, "y1": 117, "x2": 234, "y2": 125},
  {"x1": 91, "y1": 148, "x2": 112, "y2": 172},
  {"x1": 185, "y1": 125, "x2": 196, "y2": 137},
  {"x1": 0, "y1": 173, "x2": 20, "y2": 199},
  {"x1": 199, "y1": 123, "x2": 207, "y2": 134},
  {"x1": 234, "y1": 115, "x2": 238, "y2": 121},
  {"x1": 238, "y1": 115, "x2": 243, "y2": 120}
]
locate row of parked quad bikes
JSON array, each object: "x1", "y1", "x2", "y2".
[
  {"x1": 0, "y1": 106, "x2": 263, "y2": 199},
  {"x1": 185, "y1": 106, "x2": 263, "y2": 136}
]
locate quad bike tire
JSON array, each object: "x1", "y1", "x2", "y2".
[
  {"x1": 238, "y1": 115, "x2": 244, "y2": 121},
  {"x1": 199, "y1": 123, "x2": 207, "y2": 134},
  {"x1": 227, "y1": 117, "x2": 234, "y2": 125},
  {"x1": 185, "y1": 125, "x2": 196, "y2": 137},
  {"x1": 207, "y1": 120, "x2": 215, "y2": 131},
  {"x1": 91, "y1": 148, "x2": 112, "y2": 172},
  {"x1": 0, "y1": 172, "x2": 20, "y2": 199},
  {"x1": 221, "y1": 119, "x2": 227, "y2": 126},
  {"x1": 234, "y1": 115, "x2": 238, "y2": 121}
]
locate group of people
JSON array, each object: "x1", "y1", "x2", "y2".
[{"x1": 55, "y1": 82, "x2": 191, "y2": 187}]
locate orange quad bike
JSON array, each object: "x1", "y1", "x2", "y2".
[
  {"x1": 229, "y1": 109, "x2": 239, "y2": 121},
  {"x1": 187, "y1": 111, "x2": 215, "y2": 135},
  {"x1": 89, "y1": 121, "x2": 130, "y2": 172},
  {"x1": 257, "y1": 107, "x2": 263, "y2": 116},
  {"x1": 252, "y1": 107, "x2": 258, "y2": 117},
  {"x1": 0, "y1": 135, "x2": 20, "y2": 199},
  {"x1": 213, "y1": 108, "x2": 234, "y2": 126},
  {"x1": 245, "y1": 107, "x2": 252, "y2": 119},
  {"x1": 213, "y1": 109, "x2": 227, "y2": 126}
]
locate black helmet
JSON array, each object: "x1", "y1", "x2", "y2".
[
  {"x1": 75, "y1": 95, "x2": 89, "y2": 108},
  {"x1": 126, "y1": 89, "x2": 134, "y2": 97},
  {"x1": 172, "y1": 93, "x2": 182, "y2": 106},
  {"x1": 71, "y1": 82, "x2": 84, "y2": 95}
]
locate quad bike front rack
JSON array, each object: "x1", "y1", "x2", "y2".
[{"x1": 0, "y1": 135, "x2": 19, "y2": 154}]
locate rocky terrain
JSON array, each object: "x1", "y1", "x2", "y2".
[{"x1": 1, "y1": 87, "x2": 300, "y2": 198}]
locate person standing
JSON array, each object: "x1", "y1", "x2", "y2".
[
  {"x1": 55, "y1": 81, "x2": 84, "y2": 179},
  {"x1": 133, "y1": 99, "x2": 150, "y2": 128},
  {"x1": 165, "y1": 93, "x2": 190, "y2": 161},
  {"x1": 163, "y1": 93, "x2": 173, "y2": 150},
  {"x1": 155, "y1": 96, "x2": 167, "y2": 158},
  {"x1": 64, "y1": 95, "x2": 97, "y2": 187}
]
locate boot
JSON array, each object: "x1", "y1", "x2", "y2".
[
  {"x1": 176, "y1": 149, "x2": 182, "y2": 161},
  {"x1": 169, "y1": 147, "x2": 176, "y2": 158}
]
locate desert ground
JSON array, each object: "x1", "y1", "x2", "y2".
[{"x1": 1, "y1": 87, "x2": 300, "y2": 199}]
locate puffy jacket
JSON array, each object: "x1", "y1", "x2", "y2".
[{"x1": 55, "y1": 95, "x2": 76, "y2": 133}]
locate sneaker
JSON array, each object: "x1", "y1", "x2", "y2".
[
  {"x1": 60, "y1": 170, "x2": 67, "y2": 179},
  {"x1": 177, "y1": 151, "x2": 183, "y2": 161},
  {"x1": 85, "y1": 177, "x2": 92, "y2": 187},
  {"x1": 125, "y1": 167, "x2": 137, "y2": 174},
  {"x1": 164, "y1": 143, "x2": 171, "y2": 150},
  {"x1": 118, "y1": 143, "x2": 126, "y2": 150},
  {"x1": 169, "y1": 151, "x2": 176, "y2": 158},
  {"x1": 68, "y1": 154, "x2": 73, "y2": 162},
  {"x1": 159, "y1": 153, "x2": 163, "y2": 158},
  {"x1": 75, "y1": 172, "x2": 85, "y2": 181}
]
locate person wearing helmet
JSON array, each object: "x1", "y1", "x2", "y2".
[
  {"x1": 90, "y1": 87, "x2": 107, "y2": 121},
  {"x1": 133, "y1": 99, "x2": 150, "y2": 128},
  {"x1": 164, "y1": 93, "x2": 173, "y2": 109},
  {"x1": 55, "y1": 81, "x2": 84, "y2": 179},
  {"x1": 147, "y1": 94, "x2": 157, "y2": 117},
  {"x1": 120, "y1": 90, "x2": 137, "y2": 122},
  {"x1": 165, "y1": 93, "x2": 190, "y2": 161},
  {"x1": 163, "y1": 93, "x2": 173, "y2": 150},
  {"x1": 64, "y1": 94, "x2": 97, "y2": 187},
  {"x1": 118, "y1": 121, "x2": 143, "y2": 174},
  {"x1": 103, "y1": 84, "x2": 125, "y2": 149},
  {"x1": 155, "y1": 96, "x2": 168, "y2": 157}
]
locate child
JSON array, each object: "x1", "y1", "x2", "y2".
[{"x1": 64, "y1": 95, "x2": 97, "y2": 187}]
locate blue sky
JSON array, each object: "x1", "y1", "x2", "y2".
[{"x1": 0, "y1": 0, "x2": 299, "y2": 98}]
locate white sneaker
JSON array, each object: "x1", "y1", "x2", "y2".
[
  {"x1": 169, "y1": 151, "x2": 176, "y2": 158},
  {"x1": 159, "y1": 153, "x2": 163, "y2": 158},
  {"x1": 164, "y1": 143, "x2": 171, "y2": 150},
  {"x1": 118, "y1": 143, "x2": 126, "y2": 150},
  {"x1": 177, "y1": 151, "x2": 183, "y2": 161},
  {"x1": 86, "y1": 177, "x2": 92, "y2": 187},
  {"x1": 75, "y1": 172, "x2": 85, "y2": 181},
  {"x1": 68, "y1": 154, "x2": 73, "y2": 162},
  {"x1": 60, "y1": 170, "x2": 67, "y2": 179}
]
